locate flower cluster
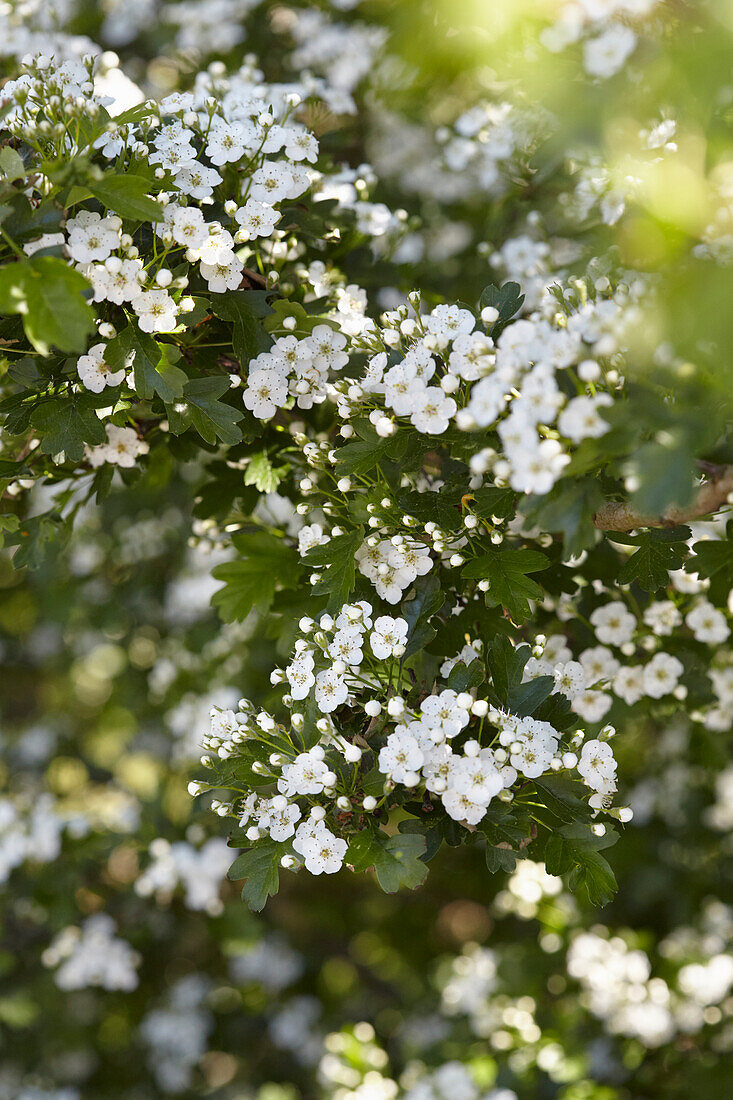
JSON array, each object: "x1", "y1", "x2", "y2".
[{"x1": 194, "y1": 595, "x2": 633, "y2": 886}]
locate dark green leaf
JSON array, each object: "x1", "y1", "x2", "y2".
[
  {"x1": 211, "y1": 531, "x2": 301, "y2": 622},
  {"x1": 335, "y1": 424, "x2": 408, "y2": 477},
  {"x1": 524, "y1": 479, "x2": 603, "y2": 559},
  {"x1": 445, "y1": 659, "x2": 485, "y2": 692},
  {"x1": 211, "y1": 292, "x2": 264, "y2": 362},
  {"x1": 227, "y1": 840, "x2": 281, "y2": 912},
  {"x1": 545, "y1": 825, "x2": 619, "y2": 906},
  {"x1": 305, "y1": 528, "x2": 363, "y2": 611},
  {"x1": 402, "y1": 573, "x2": 443, "y2": 658},
  {"x1": 106, "y1": 324, "x2": 186, "y2": 403},
  {"x1": 486, "y1": 635, "x2": 531, "y2": 702},
  {"x1": 89, "y1": 174, "x2": 163, "y2": 221},
  {"x1": 0, "y1": 256, "x2": 94, "y2": 355},
  {"x1": 184, "y1": 377, "x2": 244, "y2": 446},
  {"x1": 479, "y1": 281, "x2": 525, "y2": 336},
  {"x1": 685, "y1": 525, "x2": 733, "y2": 580},
  {"x1": 533, "y1": 777, "x2": 593, "y2": 823},
  {"x1": 507, "y1": 676, "x2": 555, "y2": 717},
  {"x1": 463, "y1": 548, "x2": 549, "y2": 622},
  {"x1": 30, "y1": 395, "x2": 106, "y2": 461},
  {"x1": 612, "y1": 526, "x2": 690, "y2": 591},
  {"x1": 347, "y1": 830, "x2": 428, "y2": 893}
]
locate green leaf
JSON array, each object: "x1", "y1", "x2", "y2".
[
  {"x1": 347, "y1": 830, "x2": 428, "y2": 893},
  {"x1": 463, "y1": 548, "x2": 549, "y2": 623},
  {"x1": 612, "y1": 526, "x2": 690, "y2": 592},
  {"x1": 470, "y1": 486, "x2": 516, "y2": 522},
  {"x1": 227, "y1": 840, "x2": 281, "y2": 912},
  {"x1": 507, "y1": 676, "x2": 555, "y2": 717},
  {"x1": 398, "y1": 487, "x2": 463, "y2": 532},
  {"x1": 0, "y1": 256, "x2": 94, "y2": 355},
  {"x1": 305, "y1": 528, "x2": 363, "y2": 611},
  {"x1": 486, "y1": 635, "x2": 531, "y2": 702},
  {"x1": 0, "y1": 147, "x2": 26, "y2": 181},
  {"x1": 0, "y1": 513, "x2": 20, "y2": 548},
  {"x1": 533, "y1": 777, "x2": 593, "y2": 823},
  {"x1": 402, "y1": 573, "x2": 443, "y2": 658},
  {"x1": 4, "y1": 513, "x2": 66, "y2": 569},
  {"x1": 30, "y1": 395, "x2": 106, "y2": 461},
  {"x1": 335, "y1": 423, "x2": 408, "y2": 477},
  {"x1": 211, "y1": 531, "x2": 301, "y2": 622},
  {"x1": 544, "y1": 825, "x2": 619, "y2": 907},
  {"x1": 479, "y1": 281, "x2": 525, "y2": 336},
  {"x1": 524, "y1": 479, "x2": 603, "y2": 559},
  {"x1": 445, "y1": 659, "x2": 485, "y2": 692},
  {"x1": 627, "y1": 438, "x2": 697, "y2": 517},
  {"x1": 211, "y1": 292, "x2": 263, "y2": 363},
  {"x1": 480, "y1": 809, "x2": 531, "y2": 872},
  {"x1": 184, "y1": 377, "x2": 244, "y2": 446},
  {"x1": 89, "y1": 174, "x2": 164, "y2": 221},
  {"x1": 105, "y1": 324, "x2": 187, "y2": 403},
  {"x1": 244, "y1": 452, "x2": 287, "y2": 493},
  {"x1": 685, "y1": 523, "x2": 733, "y2": 580}
]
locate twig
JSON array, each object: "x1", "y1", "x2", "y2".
[{"x1": 593, "y1": 466, "x2": 733, "y2": 532}]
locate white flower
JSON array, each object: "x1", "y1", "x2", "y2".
[
  {"x1": 583, "y1": 25, "x2": 637, "y2": 79},
  {"x1": 578, "y1": 739, "x2": 617, "y2": 792},
  {"x1": 205, "y1": 119, "x2": 252, "y2": 165},
  {"x1": 200, "y1": 256, "x2": 243, "y2": 292},
  {"x1": 420, "y1": 690, "x2": 470, "y2": 739},
  {"x1": 66, "y1": 211, "x2": 121, "y2": 263},
  {"x1": 509, "y1": 720, "x2": 558, "y2": 779},
  {"x1": 298, "y1": 524, "x2": 330, "y2": 556},
  {"x1": 193, "y1": 226, "x2": 236, "y2": 266},
  {"x1": 85, "y1": 424, "x2": 149, "y2": 468},
  {"x1": 370, "y1": 616, "x2": 409, "y2": 659},
  {"x1": 132, "y1": 289, "x2": 178, "y2": 333},
  {"x1": 508, "y1": 439, "x2": 570, "y2": 495},
  {"x1": 643, "y1": 652, "x2": 684, "y2": 698},
  {"x1": 571, "y1": 689, "x2": 613, "y2": 723},
  {"x1": 553, "y1": 660, "x2": 586, "y2": 699},
  {"x1": 170, "y1": 206, "x2": 208, "y2": 249},
  {"x1": 686, "y1": 600, "x2": 730, "y2": 644},
  {"x1": 442, "y1": 787, "x2": 489, "y2": 825},
  {"x1": 448, "y1": 750, "x2": 503, "y2": 805},
  {"x1": 378, "y1": 729, "x2": 424, "y2": 784},
  {"x1": 210, "y1": 708, "x2": 240, "y2": 741},
  {"x1": 643, "y1": 600, "x2": 682, "y2": 636},
  {"x1": 424, "y1": 303, "x2": 475, "y2": 346},
  {"x1": 250, "y1": 161, "x2": 303, "y2": 203},
  {"x1": 558, "y1": 394, "x2": 612, "y2": 442},
  {"x1": 328, "y1": 628, "x2": 364, "y2": 666},
  {"x1": 234, "y1": 199, "x2": 281, "y2": 240},
  {"x1": 294, "y1": 822, "x2": 347, "y2": 875},
  {"x1": 286, "y1": 651, "x2": 316, "y2": 700},
  {"x1": 613, "y1": 665, "x2": 645, "y2": 705},
  {"x1": 265, "y1": 799, "x2": 301, "y2": 842},
  {"x1": 76, "y1": 342, "x2": 126, "y2": 393},
  {"x1": 283, "y1": 126, "x2": 319, "y2": 163},
  {"x1": 242, "y1": 367, "x2": 289, "y2": 419},
  {"x1": 279, "y1": 751, "x2": 333, "y2": 797},
  {"x1": 175, "y1": 162, "x2": 223, "y2": 200},
  {"x1": 314, "y1": 668, "x2": 349, "y2": 713},
  {"x1": 102, "y1": 256, "x2": 145, "y2": 305},
  {"x1": 590, "y1": 601, "x2": 636, "y2": 646},
  {"x1": 410, "y1": 387, "x2": 457, "y2": 435},
  {"x1": 579, "y1": 646, "x2": 620, "y2": 685}
]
